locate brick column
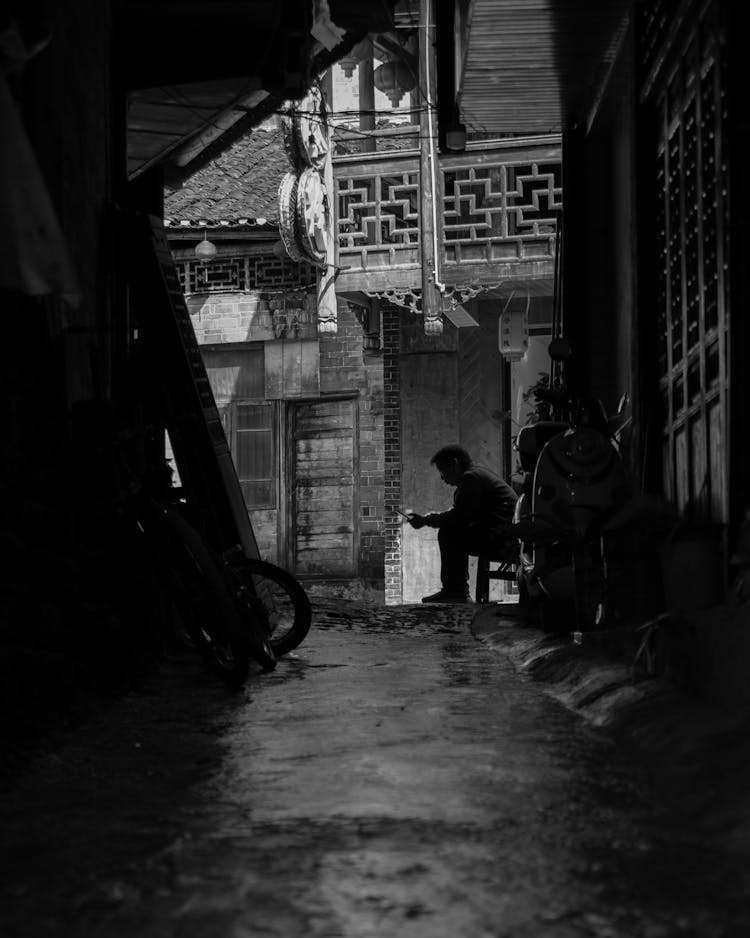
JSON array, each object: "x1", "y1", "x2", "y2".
[{"x1": 382, "y1": 302, "x2": 402, "y2": 604}]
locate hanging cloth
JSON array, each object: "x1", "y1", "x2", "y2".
[{"x1": 0, "y1": 72, "x2": 80, "y2": 306}]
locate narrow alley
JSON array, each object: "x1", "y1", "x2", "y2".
[
  {"x1": 4, "y1": 2, "x2": 750, "y2": 934},
  {"x1": 1, "y1": 601, "x2": 749, "y2": 938}
]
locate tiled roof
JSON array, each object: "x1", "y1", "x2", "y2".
[{"x1": 164, "y1": 123, "x2": 291, "y2": 227}]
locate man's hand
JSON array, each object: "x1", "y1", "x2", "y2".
[{"x1": 408, "y1": 513, "x2": 427, "y2": 529}]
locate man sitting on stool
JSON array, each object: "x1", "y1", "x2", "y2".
[{"x1": 407, "y1": 445, "x2": 518, "y2": 603}]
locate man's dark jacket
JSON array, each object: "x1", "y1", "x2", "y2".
[{"x1": 424, "y1": 465, "x2": 517, "y2": 535}]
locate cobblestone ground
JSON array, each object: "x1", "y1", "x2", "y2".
[{"x1": 1, "y1": 599, "x2": 749, "y2": 938}]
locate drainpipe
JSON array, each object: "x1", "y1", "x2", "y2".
[{"x1": 418, "y1": 0, "x2": 445, "y2": 334}]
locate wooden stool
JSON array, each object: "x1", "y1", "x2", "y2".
[{"x1": 475, "y1": 555, "x2": 518, "y2": 604}]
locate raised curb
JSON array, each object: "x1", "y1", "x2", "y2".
[{"x1": 470, "y1": 603, "x2": 750, "y2": 849}]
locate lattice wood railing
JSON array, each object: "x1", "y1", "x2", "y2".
[
  {"x1": 334, "y1": 150, "x2": 421, "y2": 287},
  {"x1": 332, "y1": 136, "x2": 562, "y2": 294},
  {"x1": 175, "y1": 252, "x2": 317, "y2": 296},
  {"x1": 441, "y1": 141, "x2": 562, "y2": 268},
  {"x1": 170, "y1": 139, "x2": 562, "y2": 304}
]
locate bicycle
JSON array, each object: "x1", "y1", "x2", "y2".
[
  {"x1": 111, "y1": 438, "x2": 276, "y2": 688},
  {"x1": 223, "y1": 547, "x2": 312, "y2": 657}
]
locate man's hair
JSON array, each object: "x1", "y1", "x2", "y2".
[{"x1": 430, "y1": 445, "x2": 472, "y2": 471}]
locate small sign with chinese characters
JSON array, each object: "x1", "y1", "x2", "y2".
[{"x1": 498, "y1": 292, "x2": 529, "y2": 361}]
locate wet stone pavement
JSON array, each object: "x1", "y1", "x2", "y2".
[{"x1": 1, "y1": 599, "x2": 749, "y2": 938}]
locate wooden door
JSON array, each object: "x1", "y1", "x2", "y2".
[
  {"x1": 641, "y1": 0, "x2": 729, "y2": 523},
  {"x1": 290, "y1": 399, "x2": 357, "y2": 576}
]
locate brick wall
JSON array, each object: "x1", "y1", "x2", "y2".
[{"x1": 382, "y1": 303, "x2": 403, "y2": 604}]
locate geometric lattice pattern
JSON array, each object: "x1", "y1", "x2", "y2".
[
  {"x1": 177, "y1": 253, "x2": 317, "y2": 295},
  {"x1": 333, "y1": 145, "x2": 561, "y2": 275},
  {"x1": 649, "y1": 0, "x2": 729, "y2": 523},
  {"x1": 443, "y1": 160, "x2": 562, "y2": 264},
  {"x1": 336, "y1": 164, "x2": 420, "y2": 270}
]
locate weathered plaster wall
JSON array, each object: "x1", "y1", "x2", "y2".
[
  {"x1": 399, "y1": 317, "x2": 459, "y2": 603},
  {"x1": 458, "y1": 299, "x2": 505, "y2": 474}
]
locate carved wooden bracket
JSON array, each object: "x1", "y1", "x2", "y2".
[
  {"x1": 442, "y1": 282, "x2": 504, "y2": 308},
  {"x1": 340, "y1": 291, "x2": 381, "y2": 351},
  {"x1": 365, "y1": 287, "x2": 422, "y2": 316},
  {"x1": 358, "y1": 282, "x2": 505, "y2": 336}
]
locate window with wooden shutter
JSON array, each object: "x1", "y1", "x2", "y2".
[
  {"x1": 202, "y1": 346, "x2": 276, "y2": 510},
  {"x1": 234, "y1": 402, "x2": 276, "y2": 509}
]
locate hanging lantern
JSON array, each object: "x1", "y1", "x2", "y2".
[
  {"x1": 194, "y1": 230, "x2": 217, "y2": 262},
  {"x1": 373, "y1": 59, "x2": 416, "y2": 109}
]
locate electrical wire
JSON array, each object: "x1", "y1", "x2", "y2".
[
  {"x1": 281, "y1": 104, "x2": 437, "y2": 119},
  {"x1": 274, "y1": 108, "x2": 440, "y2": 142}
]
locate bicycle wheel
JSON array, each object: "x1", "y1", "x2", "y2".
[
  {"x1": 230, "y1": 557, "x2": 312, "y2": 657},
  {"x1": 159, "y1": 509, "x2": 274, "y2": 685}
]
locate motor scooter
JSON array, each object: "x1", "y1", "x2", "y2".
[{"x1": 513, "y1": 357, "x2": 631, "y2": 632}]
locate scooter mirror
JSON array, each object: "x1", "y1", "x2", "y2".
[{"x1": 548, "y1": 337, "x2": 572, "y2": 362}]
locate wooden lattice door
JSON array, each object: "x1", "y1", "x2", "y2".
[{"x1": 646, "y1": 0, "x2": 729, "y2": 522}]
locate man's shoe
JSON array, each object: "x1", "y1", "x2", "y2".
[{"x1": 421, "y1": 589, "x2": 471, "y2": 604}]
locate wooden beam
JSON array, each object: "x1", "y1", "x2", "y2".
[{"x1": 334, "y1": 266, "x2": 421, "y2": 293}]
